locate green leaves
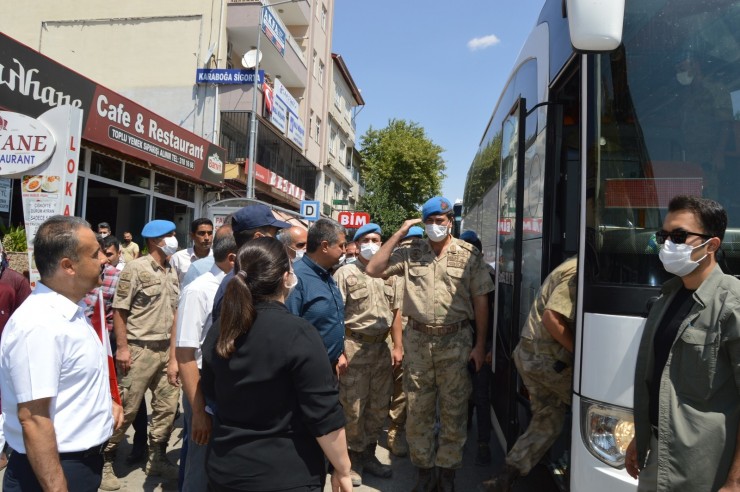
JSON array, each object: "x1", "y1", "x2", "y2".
[{"x1": 358, "y1": 119, "x2": 445, "y2": 234}]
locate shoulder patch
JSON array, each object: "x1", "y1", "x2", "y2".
[{"x1": 120, "y1": 271, "x2": 133, "y2": 282}]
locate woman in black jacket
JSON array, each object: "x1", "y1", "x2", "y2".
[{"x1": 201, "y1": 237, "x2": 352, "y2": 492}]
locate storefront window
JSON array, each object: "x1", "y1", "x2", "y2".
[
  {"x1": 177, "y1": 181, "x2": 195, "y2": 202},
  {"x1": 90, "y1": 152, "x2": 123, "y2": 181},
  {"x1": 124, "y1": 165, "x2": 151, "y2": 189},
  {"x1": 154, "y1": 173, "x2": 176, "y2": 197}
]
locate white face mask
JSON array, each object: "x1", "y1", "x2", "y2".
[
  {"x1": 291, "y1": 247, "x2": 305, "y2": 263},
  {"x1": 360, "y1": 243, "x2": 380, "y2": 260},
  {"x1": 676, "y1": 71, "x2": 694, "y2": 86},
  {"x1": 425, "y1": 223, "x2": 449, "y2": 242},
  {"x1": 100, "y1": 232, "x2": 109, "y2": 238},
  {"x1": 343, "y1": 256, "x2": 357, "y2": 266},
  {"x1": 658, "y1": 238, "x2": 709, "y2": 277},
  {"x1": 160, "y1": 236, "x2": 179, "y2": 257},
  {"x1": 285, "y1": 271, "x2": 298, "y2": 290}
]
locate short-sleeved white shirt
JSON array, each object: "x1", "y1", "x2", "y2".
[
  {"x1": 176, "y1": 263, "x2": 224, "y2": 368},
  {"x1": 0, "y1": 283, "x2": 113, "y2": 453},
  {"x1": 170, "y1": 247, "x2": 212, "y2": 285}
]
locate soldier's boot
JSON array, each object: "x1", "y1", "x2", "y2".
[
  {"x1": 436, "y1": 467, "x2": 456, "y2": 492},
  {"x1": 387, "y1": 423, "x2": 408, "y2": 457},
  {"x1": 99, "y1": 451, "x2": 121, "y2": 491},
  {"x1": 412, "y1": 466, "x2": 437, "y2": 492},
  {"x1": 477, "y1": 464, "x2": 520, "y2": 492},
  {"x1": 144, "y1": 442, "x2": 178, "y2": 480},
  {"x1": 363, "y1": 443, "x2": 392, "y2": 478},
  {"x1": 348, "y1": 450, "x2": 364, "y2": 487}
]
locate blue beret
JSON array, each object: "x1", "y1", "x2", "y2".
[
  {"x1": 460, "y1": 230, "x2": 479, "y2": 243},
  {"x1": 403, "y1": 226, "x2": 424, "y2": 239},
  {"x1": 422, "y1": 196, "x2": 453, "y2": 221},
  {"x1": 353, "y1": 223, "x2": 381, "y2": 241},
  {"x1": 141, "y1": 219, "x2": 176, "y2": 238},
  {"x1": 232, "y1": 204, "x2": 292, "y2": 234}
]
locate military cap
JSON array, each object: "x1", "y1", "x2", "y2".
[
  {"x1": 353, "y1": 223, "x2": 381, "y2": 242},
  {"x1": 403, "y1": 226, "x2": 424, "y2": 240},
  {"x1": 141, "y1": 219, "x2": 176, "y2": 238},
  {"x1": 232, "y1": 204, "x2": 292, "y2": 234},
  {"x1": 460, "y1": 230, "x2": 479, "y2": 243},
  {"x1": 421, "y1": 196, "x2": 453, "y2": 221}
]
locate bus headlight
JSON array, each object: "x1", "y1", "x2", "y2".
[{"x1": 581, "y1": 399, "x2": 634, "y2": 468}]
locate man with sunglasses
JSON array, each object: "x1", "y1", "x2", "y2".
[{"x1": 625, "y1": 195, "x2": 740, "y2": 492}]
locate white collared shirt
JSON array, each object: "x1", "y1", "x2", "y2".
[
  {"x1": 170, "y1": 247, "x2": 213, "y2": 285},
  {"x1": 0, "y1": 283, "x2": 113, "y2": 453},
  {"x1": 176, "y1": 263, "x2": 225, "y2": 368}
]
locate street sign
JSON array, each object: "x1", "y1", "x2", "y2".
[
  {"x1": 332, "y1": 199, "x2": 349, "y2": 206},
  {"x1": 337, "y1": 211, "x2": 370, "y2": 228},
  {"x1": 300, "y1": 200, "x2": 320, "y2": 221}
]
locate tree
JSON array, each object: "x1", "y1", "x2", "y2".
[{"x1": 358, "y1": 119, "x2": 446, "y2": 234}]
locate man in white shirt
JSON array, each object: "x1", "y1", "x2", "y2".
[
  {"x1": 175, "y1": 223, "x2": 236, "y2": 491},
  {"x1": 0, "y1": 216, "x2": 124, "y2": 491},
  {"x1": 170, "y1": 218, "x2": 214, "y2": 283}
]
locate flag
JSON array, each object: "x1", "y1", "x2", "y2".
[
  {"x1": 263, "y1": 82, "x2": 274, "y2": 113},
  {"x1": 92, "y1": 290, "x2": 121, "y2": 405}
]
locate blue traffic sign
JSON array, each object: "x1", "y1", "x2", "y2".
[{"x1": 300, "y1": 200, "x2": 320, "y2": 221}]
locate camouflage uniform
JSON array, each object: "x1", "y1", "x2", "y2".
[
  {"x1": 106, "y1": 255, "x2": 180, "y2": 451},
  {"x1": 384, "y1": 237, "x2": 494, "y2": 469},
  {"x1": 505, "y1": 257, "x2": 577, "y2": 475},
  {"x1": 334, "y1": 262, "x2": 395, "y2": 452}
]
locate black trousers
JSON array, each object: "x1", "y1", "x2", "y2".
[{"x1": 3, "y1": 449, "x2": 103, "y2": 492}]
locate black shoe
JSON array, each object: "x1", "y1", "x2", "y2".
[
  {"x1": 475, "y1": 443, "x2": 491, "y2": 466},
  {"x1": 125, "y1": 442, "x2": 148, "y2": 465}
]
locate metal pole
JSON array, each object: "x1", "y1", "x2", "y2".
[{"x1": 246, "y1": 4, "x2": 263, "y2": 199}]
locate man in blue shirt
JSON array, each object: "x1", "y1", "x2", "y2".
[{"x1": 286, "y1": 219, "x2": 348, "y2": 375}]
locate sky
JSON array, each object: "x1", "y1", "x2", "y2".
[{"x1": 332, "y1": 0, "x2": 545, "y2": 203}]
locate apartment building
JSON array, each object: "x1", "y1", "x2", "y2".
[
  {"x1": 323, "y1": 53, "x2": 364, "y2": 218},
  {"x1": 0, "y1": 0, "x2": 363, "y2": 223}
]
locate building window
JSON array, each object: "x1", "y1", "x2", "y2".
[
  {"x1": 321, "y1": 4, "x2": 328, "y2": 30},
  {"x1": 309, "y1": 110, "x2": 315, "y2": 138},
  {"x1": 334, "y1": 87, "x2": 341, "y2": 109},
  {"x1": 339, "y1": 141, "x2": 346, "y2": 164},
  {"x1": 318, "y1": 60, "x2": 325, "y2": 87},
  {"x1": 329, "y1": 129, "x2": 337, "y2": 156},
  {"x1": 313, "y1": 50, "x2": 318, "y2": 79},
  {"x1": 315, "y1": 117, "x2": 322, "y2": 143}
]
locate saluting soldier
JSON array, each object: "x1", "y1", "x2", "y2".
[
  {"x1": 366, "y1": 197, "x2": 494, "y2": 492},
  {"x1": 101, "y1": 220, "x2": 181, "y2": 490},
  {"x1": 334, "y1": 223, "x2": 397, "y2": 487}
]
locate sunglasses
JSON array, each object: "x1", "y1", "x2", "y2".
[{"x1": 655, "y1": 229, "x2": 713, "y2": 245}]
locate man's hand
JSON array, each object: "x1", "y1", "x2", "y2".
[
  {"x1": 625, "y1": 438, "x2": 640, "y2": 479},
  {"x1": 331, "y1": 468, "x2": 353, "y2": 492},
  {"x1": 167, "y1": 358, "x2": 180, "y2": 387},
  {"x1": 116, "y1": 345, "x2": 132, "y2": 375},
  {"x1": 485, "y1": 350, "x2": 493, "y2": 365},
  {"x1": 469, "y1": 344, "x2": 485, "y2": 372},
  {"x1": 112, "y1": 401, "x2": 124, "y2": 431},
  {"x1": 190, "y1": 407, "x2": 212, "y2": 446},
  {"x1": 718, "y1": 485, "x2": 740, "y2": 492},
  {"x1": 336, "y1": 353, "x2": 349, "y2": 377},
  {"x1": 398, "y1": 218, "x2": 422, "y2": 236},
  {"x1": 391, "y1": 345, "x2": 404, "y2": 369}
]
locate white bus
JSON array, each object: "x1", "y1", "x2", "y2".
[{"x1": 461, "y1": 0, "x2": 740, "y2": 489}]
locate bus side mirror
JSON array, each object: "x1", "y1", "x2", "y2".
[{"x1": 566, "y1": 0, "x2": 624, "y2": 52}]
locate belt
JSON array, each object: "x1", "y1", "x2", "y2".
[
  {"x1": 409, "y1": 319, "x2": 466, "y2": 336},
  {"x1": 345, "y1": 329, "x2": 389, "y2": 343},
  {"x1": 13, "y1": 441, "x2": 109, "y2": 460},
  {"x1": 128, "y1": 339, "x2": 170, "y2": 350}
]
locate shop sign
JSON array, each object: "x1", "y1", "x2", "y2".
[
  {"x1": 0, "y1": 33, "x2": 226, "y2": 186},
  {"x1": 0, "y1": 111, "x2": 56, "y2": 175},
  {"x1": 195, "y1": 69, "x2": 264, "y2": 85},
  {"x1": 337, "y1": 211, "x2": 370, "y2": 228},
  {"x1": 262, "y1": 7, "x2": 286, "y2": 57},
  {"x1": 17, "y1": 105, "x2": 83, "y2": 288},
  {"x1": 269, "y1": 97, "x2": 288, "y2": 134},
  {"x1": 273, "y1": 78, "x2": 300, "y2": 116},
  {"x1": 287, "y1": 113, "x2": 305, "y2": 149},
  {"x1": 268, "y1": 169, "x2": 305, "y2": 201},
  {"x1": 0, "y1": 178, "x2": 12, "y2": 213}
]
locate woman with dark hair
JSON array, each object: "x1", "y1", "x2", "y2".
[{"x1": 201, "y1": 237, "x2": 352, "y2": 492}]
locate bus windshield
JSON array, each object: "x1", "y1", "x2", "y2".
[{"x1": 589, "y1": 0, "x2": 740, "y2": 287}]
